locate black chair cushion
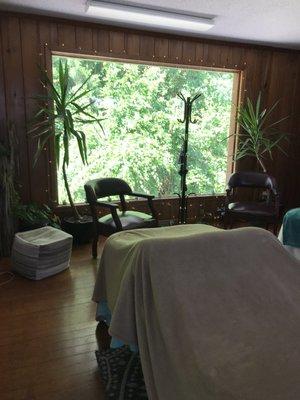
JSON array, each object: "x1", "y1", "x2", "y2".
[
  {"x1": 99, "y1": 211, "x2": 156, "y2": 231},
  {"x1": 228, "y1": 202, "x2": 277, "y2": 217}
]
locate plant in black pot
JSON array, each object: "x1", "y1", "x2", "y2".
[{"x1": 29, "y1": 60, "x2": 105, "y2": 244}]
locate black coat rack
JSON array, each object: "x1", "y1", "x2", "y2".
[{"x1": 176, "y1": 92, "x2": 202, "y2": 224}]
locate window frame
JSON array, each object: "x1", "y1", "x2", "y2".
[{"x1": 46, "y1": 49, "x2": 242, "y2": 208}]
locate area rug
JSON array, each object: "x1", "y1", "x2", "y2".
[{"x1": 96, "y1": 346, "x2": 148, "y2": 399}]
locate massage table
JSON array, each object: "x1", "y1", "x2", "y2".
[
  {"x1": 93, "y1": 224, "x2": 219, "y2": 349},
  {"x1": 93, "y1": 224, "x2": 300, "y2": 400}
]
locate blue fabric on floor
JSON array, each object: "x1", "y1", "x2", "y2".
[
  {"x1": 97, "y1": 300, "x2": 112, "y2": 324},
  {"x1": 96, "y1": 301, "x2": 138, "y2": 352},
  {"x1": 282, "y1": 208, "x2": 300, "y2": 248}
]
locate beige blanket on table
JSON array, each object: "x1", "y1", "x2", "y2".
[{"x1": 93, "y1": 225, "x2": 300, "y2": 400}]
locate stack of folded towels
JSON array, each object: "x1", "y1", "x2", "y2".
[{"x1": 12, "y1": 226, "x2": 73, "y2": 280}]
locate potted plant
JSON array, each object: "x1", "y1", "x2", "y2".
[
  {"x1": 13, "y1": 202, "x2": 61, "y2": 232},
  {"x1": 236, "y1": 92, "x2": 288, "y2": 173},
  {"x1": 30, "y1": 60, "x2": 105, "y2": 243},
  {"x1": 0, "y1": 124, "x2": 18, "y2": 256}
]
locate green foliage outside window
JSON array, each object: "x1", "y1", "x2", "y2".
[{"x1": 52, "y1": 56, "x2": 235, "y2": 203}]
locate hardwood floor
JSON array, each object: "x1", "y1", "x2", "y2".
[{"x1": 0, "y1": 244, "x2": 109, "y2": 400}]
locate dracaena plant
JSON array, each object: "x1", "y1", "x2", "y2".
[
  {"x1": 236, "y1": 92, "x2": 288, "y2": 173},
  {"x1": 29, "y1": 60, "x2": 105, "y2": 221}
]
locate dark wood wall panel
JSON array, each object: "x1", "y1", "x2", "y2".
[
  {"x1": 0, "y1": 11, "x2": 300, "y2": 213},
  {"x1": 0, "y1": 20, "x2": 7, "y2": 143},
  {"x1": 97, "y1": 29, "x2": 110, "y2": 55},
  {"x1": 38, "y1": 20, "x2": 56, "y2": 204},
  {"x1": 75, "y1": 26, "x2": 93, "y2": 51},
  {"x1": 182, "y1": 40, "x2": 195, "y2": 64},
  {"x1": 264, "y1": 51, "x2": 300, "y2": 208},
  {"x1": 126, "y1": 33, "x2": 140, "y2": 58},
  {"x1": 21, "y1": 18, "x2": 49, "y2": 204},
  {"x1": 50, "y1": 22, "x2": 58, "y2": 47},
  {"x1": 57, "y1": 24, "x2": 76, "y2": 49},
  {"x1": 169, "y1": 39, "x2": 182, "y2": 62},
  {"x1": 139, "y1": 35, "x2": 154, "y2": 61},
  {"x1": 110, "y1": 31, "x2": 125, "y2": 55},
  {"x1": 1, "y1": 16, "x2": 30, "y2": 202}
]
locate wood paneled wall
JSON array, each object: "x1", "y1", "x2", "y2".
[{"x1": 1, "y1": 11, "x2": 300, "y2": 215}]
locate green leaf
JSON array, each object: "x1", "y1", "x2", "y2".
[{"x1": 70, "y1": 69, "x2": 95, "y2": 102}]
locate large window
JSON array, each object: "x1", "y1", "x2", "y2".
[{"x1": 52, "y1": 55, "x2": 237, "y2": 204}]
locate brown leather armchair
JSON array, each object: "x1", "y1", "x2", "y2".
[
  {"x1": 224, "y1": 171, "x2": 280, "y2": 233},
  {"x1": 84, "y1": 178, "x2": 158, "y2": 258}
]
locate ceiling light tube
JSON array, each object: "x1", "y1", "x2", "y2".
[{"x1": 86, "y1": 1, "x2": 214, "y2": 34}]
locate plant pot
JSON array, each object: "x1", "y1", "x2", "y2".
[{"x1": 62, "y1": 215, "x2": 94, "y2": 245}]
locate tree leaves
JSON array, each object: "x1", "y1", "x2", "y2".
[{"x1": 52, "y1": 57, "x2": 234, "y2": 202}]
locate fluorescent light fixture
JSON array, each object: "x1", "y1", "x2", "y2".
[{"x1": 86, "y1": 1, "x2": 214, "y2": 34}]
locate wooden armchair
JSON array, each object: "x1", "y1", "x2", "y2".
[
  {"x1": 84, "y1": 178, "x2": 158, "y2": 258},
  {"x1": 224, "y1": 171, "x2": 280, "y2": 233}
]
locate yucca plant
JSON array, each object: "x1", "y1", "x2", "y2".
[
  {"x1": 29, "y1": 60, "x2": 105, "y2": 220},
  {"x1": 236, "y1": 92, "x2": 288, "y2": 173}
]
